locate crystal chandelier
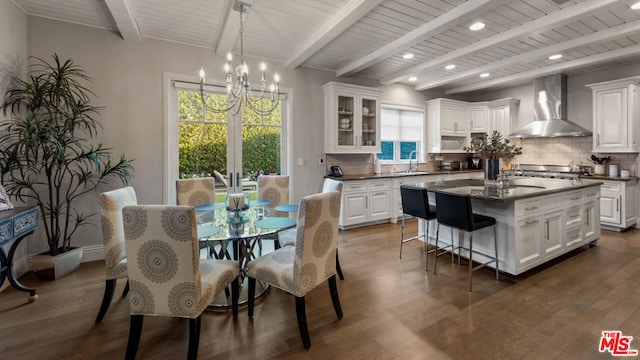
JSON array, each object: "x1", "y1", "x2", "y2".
[{"x1": 198, "y1": 1, "x2": 280, "y2": 117}]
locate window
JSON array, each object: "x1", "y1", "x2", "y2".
[
  {"x1": 164, "y1": 76, "x2": 288, "y2": 203},
  {"x1": 376, "y1": 106, "x2": 423, "y2": 162}
]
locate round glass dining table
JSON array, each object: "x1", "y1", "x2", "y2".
[{"x1": 196, "y1": 204, "x2": 296, "y2": 311}]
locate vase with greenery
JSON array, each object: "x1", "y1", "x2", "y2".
[
  {"x1": 464, "y1": 130, "x2": 522, "y2": 183},
  {"x1": 0, "y1": 54, "x2": 134, "y2": 259}
]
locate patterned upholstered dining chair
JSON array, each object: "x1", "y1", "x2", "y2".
[
  {"x1": 176, "y1": 177, "x2": 216, "y2": 220},
  {"x1": 278, "y1": 178, "x2": 345, "y2": 279},
  {"x1": 95, "y1": 186, "x2": 137, "y2": 323},
  {"x1": 257, "y1": 175, "x2": 289, "y2": 217},
  {"x1": 247, "y1": 191, "x2": 343, "y2": 349},
  {"x1": 176, "y1": 177, "x2": 227, "y2": 258},
  {"x1": 122, "y1": 205, "x2": 239, "y2": 360}
]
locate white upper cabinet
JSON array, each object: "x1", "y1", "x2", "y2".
[
  {"x1": 469, "y1": 103, "x2": 488, "y2": 133},
  {"x1": 323, "y1": 82, "x2": 382, "y2": 154},
  {"x1": 426, "y1": 98, "x2": 470, "y2": 153},
  {"x1": 587, "y1": 76, "x2": 640, "y2": 153},
  {"x1": 488, "y1": 98, "x2": 519, "y2": 138}
]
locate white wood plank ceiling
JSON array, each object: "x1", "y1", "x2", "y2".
[{"x1": 11, "y1": 0, "x2": 640, "y2": 93}]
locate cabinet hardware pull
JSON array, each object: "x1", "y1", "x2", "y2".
[
  {"x1": 571, "y1": 197, "x2": 580, "y2": 200},
  {"x1": 570, "y1": 214, "x2": 580, "y2": 218},
  {"x1": 586, "y1": 209, "x2": 589, "y2": 225},
  {"x1": 545, "y1": 220, "x2": 549, "y2": 239},
  {"x1": 617, "y1": 198, "x2": 620, "y2": 212},
  {"x1": 365, "y1": 197, "x2": 368, "y2": 208},
  {"x1": 525, "y1": 206, "x2": 539, "y2": 211},
  {"x1": 525, "y1": 219, "x2": 539, "y2": 225},
  {"x1": 236, "y1": 172, "x2": 241, "y2": 187}
]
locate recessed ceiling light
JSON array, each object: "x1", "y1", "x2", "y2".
[
  {"x1": 480, "y1": 73, "x2": 490, "y2": 78},
  {"x1": 631, "y1": 1, "x2": 640, "y2": 10},
  {"x1": 445, "y1": 64, "x2": 456, "y2": 70},
  {"x1": 548, "y1": 54, "x2": 563, "y2": 60},
  {"x1": 402, "y1": 53, "x2": 414, "y2": 59},
  {"x1": 469, "y1": 22, "x2": 485, "y2": 31},
  {"x1": 408, "y1": 76, "x2": 417, "y2": 82}
]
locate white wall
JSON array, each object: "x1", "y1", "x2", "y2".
[
  {"x1": 25, "y1": 16, "x2": 365, "y2": 252},
  {"x1": 0, "y1": 0, "x2": 28, "y2": 291}
]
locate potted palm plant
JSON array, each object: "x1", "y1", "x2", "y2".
[
  {"x1": 0, "y1": 54, "x2": 134, "y2": 280},
  {"x1": 464, "y1": 130, "x2": 522, "y2": 184}
]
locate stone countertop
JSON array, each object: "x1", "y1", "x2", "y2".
[
  {"x1": 404, "y1": 177, "x2": 602, "y2": 201},
  {"x1": 583, "y1": 174, "x2": 638, "y2": 182},
  {"x1": 325, "y1": 169, "x2": 483, "y2": 181}
]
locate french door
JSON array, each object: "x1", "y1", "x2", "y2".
[{"x1": 166, "y1": 79, "x2": 286, "y2": 203}]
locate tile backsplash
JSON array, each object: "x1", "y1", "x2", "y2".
[
  {"x1": 325, "y1": 136, "x2": 639, "y2": 176},
  {"x1": 514, "y1": 136, "x2": 638, "y2": 176}
]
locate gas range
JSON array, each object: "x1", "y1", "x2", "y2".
[{"x1": 506, "y1": 164, "x2": 590, "y2": 180}]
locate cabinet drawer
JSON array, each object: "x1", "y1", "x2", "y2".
[
  {"x1": 516, "y1": 198, "x2": 542, "y2": 218},
  {"x1": 565, "y1": 206, "x2": 582, "y2": 228},
  {"x1": 343, "y1": 181, "x2": 368, "y2": 192},
  {"x1": 560, "y1": 190, "x2": 583, "y2": 205},
  {"x1": 565, "y1": 227, "x2": 583, "y2": 248},
  {"x1": 582, "y1": 187, "x2": 600, "y2": 201},
  {"x1": 600, "y1": 181, "x2": 622, "y2": 193},
  {"x1": 368, "y1": 180, "x2": 390, "y2": 191}
]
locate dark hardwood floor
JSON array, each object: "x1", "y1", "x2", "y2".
[{"x1": 1, "y1": 220, "x2": 639, "y2": 359}]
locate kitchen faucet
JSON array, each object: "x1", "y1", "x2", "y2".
[{"x1": 408, "y1": 150, "x2": 417, "y2": 173}]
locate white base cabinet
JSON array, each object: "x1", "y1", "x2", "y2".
[
  {"x1": 583, "y1": 179, "x2": 636, "y2": 231},
  {"x1": 339, "y1": 179, "x2": 390, "y2": 229}
]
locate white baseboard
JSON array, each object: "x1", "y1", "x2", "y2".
[{"x1": 81, "y1": 244, "x2": 105, "y2": 262}]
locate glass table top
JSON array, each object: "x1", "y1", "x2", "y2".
[{"x1": 197, "y1": 206, "x2": 295, "y2": 242}]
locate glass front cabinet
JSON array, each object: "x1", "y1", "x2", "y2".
[{"x1": 322, "y1": 82, "x2": 382, "y2": 153}]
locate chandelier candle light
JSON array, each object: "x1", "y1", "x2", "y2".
[{"x1": 198, "y1": 1, "x2": 280, "y2": 116}]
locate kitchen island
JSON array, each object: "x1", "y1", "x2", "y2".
[{"x1": 411, "y1": 177, "x2": 602, "y2": 275}]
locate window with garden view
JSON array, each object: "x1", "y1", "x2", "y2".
[{"x1": 177, "y1": 89, "x2": 282, "y2": 181}]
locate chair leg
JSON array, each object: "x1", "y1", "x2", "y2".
[
  {"x1": 328, "y1": 275, "x2": 343, "y2": 319},
  {"x1": 468, "y1": 233, "x2": 473, "y2": 292},
  {"x1": 125, "y1": 315, "x2": 144, "y2": 360},
  {"x1": 425, "y1": 219, "x2": 429, "y2": 272},
  {"x1": 95, "y1": 279, "x2": 116, "y2": 323},
  {"x1": 336, "y1": 250, "x2": 344, "y2": 280},
  {"x1": 399, "y1": 214, "x2": 406, "y2": 258},
  {"x1": 453, "y1": 227, "x2": 459, "y2": 264},
  {"x1": 433, "y1": 223, "x2": 440, "y2": 274},
  {"x1": 295, "y1": 296, "x2": 311, "y2": 349},
  {"x1": 122, "y1": 279, "x2": 130, "y2": 297},
  {"x1": 187, "y1": 316, "x2": 201, "y2": 360},
  {"x1": 247, "y1": 277, "x2": 256, "y2": 318},
  {"x1": 231, "y1": 276, "x2": 239, "y2": 318},
  {"x1": 494, "y1": 225, "x2": 499, "y2": 281}
]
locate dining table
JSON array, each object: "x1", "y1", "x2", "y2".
[{"x1": 195, "y1": 202, "x2": 296, "y2": 310}]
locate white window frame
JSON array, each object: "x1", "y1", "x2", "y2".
[{"x1": 377, "y1": 104, "x2": 425, "y2": 165}]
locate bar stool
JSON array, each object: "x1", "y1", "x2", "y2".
[
  {"x1": 434, "y1": 192, "x2": 499, "y2": 291},
  {"x1": 399, "y1": 185, "x2": 438, "y2": 271}
]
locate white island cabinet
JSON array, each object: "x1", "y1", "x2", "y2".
[{"x1": 417, "y1": 179, "x2": 601, "y2": 275}]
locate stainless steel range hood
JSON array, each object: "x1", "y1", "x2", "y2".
[{"x1": 509, "y1": 74, "x2": 592, "y2": 138}]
